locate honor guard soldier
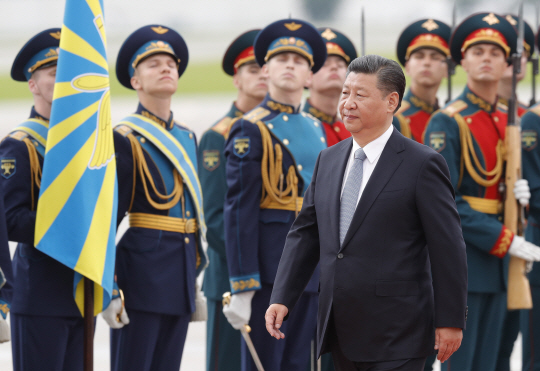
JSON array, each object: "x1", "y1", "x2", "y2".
[
  {"x1": 304, "y1": 27, "x2": 356, "y2": 146},
  {"x1": 393, "y1": 19, "x2": 451, "y2": 143},
  {"x1": 198, "y1": 29, "x2": 267, "y2": 371},
  {"x1": 0, "y1": 28, "x2": 88, "y2": 371},
  {"x1": 109, "y1": 25, "x2": 208, "y2": 371},
  {"x1": 222, "y1": 19, "x2": 327, "y2": 371},
  {"x1": 423, "y1": 13, "x2": 540, "y2": 371},
  {"x1": 495, "y1": 14, "x2": 536, "y2": 371}
]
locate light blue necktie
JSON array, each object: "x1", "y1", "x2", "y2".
[{"x1": 340, "y1": 148, "x2": 367, "y2": 245}]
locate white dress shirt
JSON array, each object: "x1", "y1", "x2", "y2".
[{"x1": 341, "y1": 124, "x2": 394, "y2": 206}]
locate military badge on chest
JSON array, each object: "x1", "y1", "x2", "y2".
[
  {"x1": 203, "y1": 150, "x2": 220, "y2": 171},
  {"x1": 0, "y1": 158, "x2": 16, "y2": 179},
  {"x1": 429, "y1": 132, "x2": 446, "y2": 153},
  {"x1": 233, "y1": 137, "x2": 250, "y2": 158},
  {"x1": 522, "y1": 130, "x2": 538, "y2": 151}
]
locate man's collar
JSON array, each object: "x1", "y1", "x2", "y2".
[
  {"x1": 303, "y1": 99, "x2": 335, "y2": 123},
  {"x1": 406, "y1": 89, "x2": 438, "y2": 114},
  {"x1": 352, "y1": 124, "x2": 394, "y2": 164},
  {"x1": 462, "y1": 86, "x2": 496, "y2": 113},
  {"x1": 262, "y1": 93, "x2": 300, "y2": 114},
  {"x1": 136, "y1": 103, "x2": 174, "y2": 129},
  {"x1": 30, "y1": 106, "x2": 49, "y2": 123}
]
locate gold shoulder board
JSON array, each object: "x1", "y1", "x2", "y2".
[
  {"x1": 114, "y1": 125, "x2": 133, "y2": 137},
  {"x1": 8, "y1": 131, "x2": 28, "y2": 141},
  {"x1": 442, "y1": 100, "x2": 468, "y2": 117},
  {"x1": 396, "y1": 100, "x2": 411, "y2": 115},
  {"x1": 243, "y1": 107, "x2": 270, "y2": 124},
  {"x1": 211, "y1": 117, "x2": 233, "y2": 137}
]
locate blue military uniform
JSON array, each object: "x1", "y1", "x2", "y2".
[
  {"x1": 423, "y1": 13, "x2": 518, "y2": 371},
  {"x1": 111, "y1": 25, "x2": 207, "y2": 371},
  {"x1": 519, "y1": 103, "x2": 540, "y2": 370},
  {"x1": 199, "y1": 29, "x2": 260, "y2": 371},
  {"x1": 393, "y1": 19, "x2": 451, "y2": 144},
  {"x1": 224, "y1": 18, "x2": 328, "y2": 371}
]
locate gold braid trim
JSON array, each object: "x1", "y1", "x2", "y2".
[
  {"x1": 395, "y1": 114, "x2": 412, "y2": 139},
  {"x1": 454, "y1": 113, "x2": 504, "y2": 188},
  {"x1": 126, "y1": 133, "x2": 183, "y2": 211},
  {"x1": 255, "y1": 121, "x2": 301, "y2": 216},
  {"x1": 22, "y1": 138, "x2": 42, "y2": 210}
]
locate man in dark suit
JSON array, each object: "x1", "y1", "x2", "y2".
[{"x1": 265, "y1": 55, "x2": 468, "y2": 371}]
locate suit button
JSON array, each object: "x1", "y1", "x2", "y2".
[
  {"x1": 184, "y1": 237, "x2": 190, "y2": 244},
  {"x1": 337, "y1": 253, "x2": 343, "y2": 259}
]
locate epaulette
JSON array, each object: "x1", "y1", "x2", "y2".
[
  {"x1": 396, "y1": 100, "x2": 411, "y2": 115},
  {"x1": 243, "y1": 107, "x2": 271, "y2": 124},
  {"x1": 442, "y1": 100, "x2": 468, "y2": 117},
  {"x1": 302, "y1": 112, "x2": 322, "y2": 124},
  {"x1": 176, "y1": 121, "x2": 192, "y2": 132},
  {"x1": 530, "y1": 104, "x2": 540, "y2": 117},
  {"x1": 497, "y1": 102, "x2": 508, "y2": 112},
  {"x1": 114, "y1": 125, "x2": 133, "y2": 137},
  {"x1": 211, "y1": 116, "x2": 234, "y2": 137},
  {"x1": 8, "y1": 131, "x2": 29, "y2": 141}
]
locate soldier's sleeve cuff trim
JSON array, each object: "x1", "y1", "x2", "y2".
[
  {"x1": 0, "y1": 299, "x2": 10, "y2": 320},
  {"x1": 111, "y1": 281, "x2": 120, "y2": 300},
  {"x1": 230, "y1": 274, "x2": 261, "y2": 294},
  {"x1": 489, "y1": 226, "x2": 514, "y2": 258}
]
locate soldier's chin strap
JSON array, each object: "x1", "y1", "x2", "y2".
[{"x1": 255, "y1": 121, "x2": 301, "y2": 216}]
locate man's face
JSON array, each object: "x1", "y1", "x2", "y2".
[
  {"x1": 131, "y1": 54, "x2": 179, "y2": 97},
  {"x1": 234, "y1": 62, "x2": 268, "y2": 100},
  {"x1": 28, "y1": 65, "x2": 57, "y2": 105},
  {"x1": 461, "y1": 44, "x2": 508, "y2": 83},
  {"x1": 262, "y1": 52, "x2": 312, "y2": 93},
  {"x1": 501, "y1": 54, "x2": 528, "y2": 83},
  {"x1": 339, "y1": 72, "x2": 397, "y2": 134},
  {"x1": 307, "y1": 55, "x2": 348, "y2": 96},
  {"x1": 405, "y1": 48, "x2": 447, "y2": 88}
]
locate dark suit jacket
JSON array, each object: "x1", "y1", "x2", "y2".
[{"x1": 270, "y1": 127, "x2": 467, "y2": 362}]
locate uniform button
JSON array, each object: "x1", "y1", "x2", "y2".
[
  {"x1": 33, "y1": 141, "x2": 39, "y2": 147},
  {"x1": 267, "y1": 123, "x2": 274, "y2": 129},
  {"x1": 189, "y1": 133, "x2": 193, "y2": 139},
  {"x1": 186, "y1": 211, "x2": 191, "y2": 217},
  {"x1": 297, "y1": 164, "x2": 303, "y2": 171},
  {"x1": 466, "y1": 118, "x2": 472, "y2": 124},
  {"x1": 494, "y1": 116, "x2": 499, "y2": 122},
  {"x1": 283, "y1": 139, "x2": 290, "y2": 145},
  {"x1": 283, "y1": 115, "x2": 289, "y2": 121},
  {"x1": 140, "y1": 137, "x2": 146, "y2": 143},
  {"x1": 314, "y1": 121, "x2": 319, "y2": 127},
  {"x1": 184, "y1": 237, "x2": 190, "y2": 244},
  {"x1": 498, "y1": 216, "x2": 503, "y2": 222},
  {"x1": 321, "y1": 137, "x2": 326, "y2": 143},
  {"x1": 337, "y1": 253, "x2": 343, "y2": 259},
  {"x1": 334, "y1": 126, "x2": 340, "y2": 132}
]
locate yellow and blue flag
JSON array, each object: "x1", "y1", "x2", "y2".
[{"x1": 34, "y1": 0, "x2": 117, "y2": 316}]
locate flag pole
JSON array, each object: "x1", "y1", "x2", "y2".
[{"x1": 84, "y1": 278, "x2": 94, "y2": 371}]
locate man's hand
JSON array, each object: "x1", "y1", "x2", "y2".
[
  {"x1": 265, "y1": 304, "x2": 288, "y2": 340},
  {"x1": 102, "y1": 297, "x2": 130, "y2": 329},
  {"x1": 435, "y1": 327, "x2": 462, "y2": 363},
  {"x1": 223, "y1": 291, "x2": 255, "y2": 330}
]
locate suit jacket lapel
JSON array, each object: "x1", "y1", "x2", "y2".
[
  {"x1": 340, "y1": 129, "x2": 405, "y2": 251},
  {"x1": 329, "y1": 138, "x2": 353, "y2": 249}
]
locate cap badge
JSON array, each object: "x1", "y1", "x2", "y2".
[
  {"x1": 45, "y1": 48, "x2": 59, "y2": 57},
  {"x1": 321, "y1": 28, "x2": 337, "y2": 40},
  {"x1": 505, "y1": 15, "x2": 517, "y2": 26},
  {"x1": 422, "y1": 19, "x2": 439, "y2": 32},
  {"x1": 483, "y1": 13, "x2": 500, "y2": 26},
  {"x1": 151, "y1": 26, "x2": 169, "y2": 35},
  {"x1": 284, "y1": 22, "x2": 302, "y2": 31},
  {"x1": 50, "y1": 31, "x2": 61, "y2": 40}
]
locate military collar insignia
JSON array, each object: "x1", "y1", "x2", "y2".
[
  {"x1": 321, "y1": 28, "x2": 337, "y2": 40},
  {"x1": 263, "y1": 95, "x2": 298, "y2": 114},
  {"x1": 151, "y1": 26, "x2": 169, "y2": 34},
  {"x1": 136, "y1": 103, "x2": 173, "y2": 129},
  {"x1": 304, "y1": 100, "x2": 335, "y2": 123},
  {"x1": 405, "y1": 90, "x2": 437, "y2": 114},
  {"x1": 284, "y1": 22, "x2": 302, "y2": 31},
  {"x1": 464, "y1": 87, "x2": 493, "y2": 113},
  {"x1": 483, "y1": 13, "x2": 500, "y2": 26},
  {"x1": 422, "y1": 19, "x2": 439, "y2": 32}
]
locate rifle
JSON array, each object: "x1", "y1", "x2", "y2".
[
  {"x1": 506, "y1": 0, "x2": 533, "y2": 310},
  {"x1": 530, "y1": 2, "x2": 539, "y2": 107},
  {"x1": 446, "y1": 2, "x2": 456, "y2": 104}
]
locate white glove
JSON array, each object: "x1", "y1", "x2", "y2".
[
  {"x1": 514, "y1": 179, "x2": 531, "y2": 207},
  {"x1": 223, "y1": 290, "x2": 255, "y2": 330},
  {"x1": 0, "y1": 316, "x2": 9, "y2": 343},
  {"x1": 101, "y1": 297, "x2": 130, "y2": 329},
  {"x1": 508, "y1": 235, "x2": 540, "y2": 261}
]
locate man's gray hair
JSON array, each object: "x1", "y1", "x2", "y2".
[{"x1": 347, "y1": 55, "x2": 406, "y2": 113}]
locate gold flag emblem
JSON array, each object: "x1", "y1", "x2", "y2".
[{"x1": 284, "y1": 22, "x2": 302, "y2": 31}]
